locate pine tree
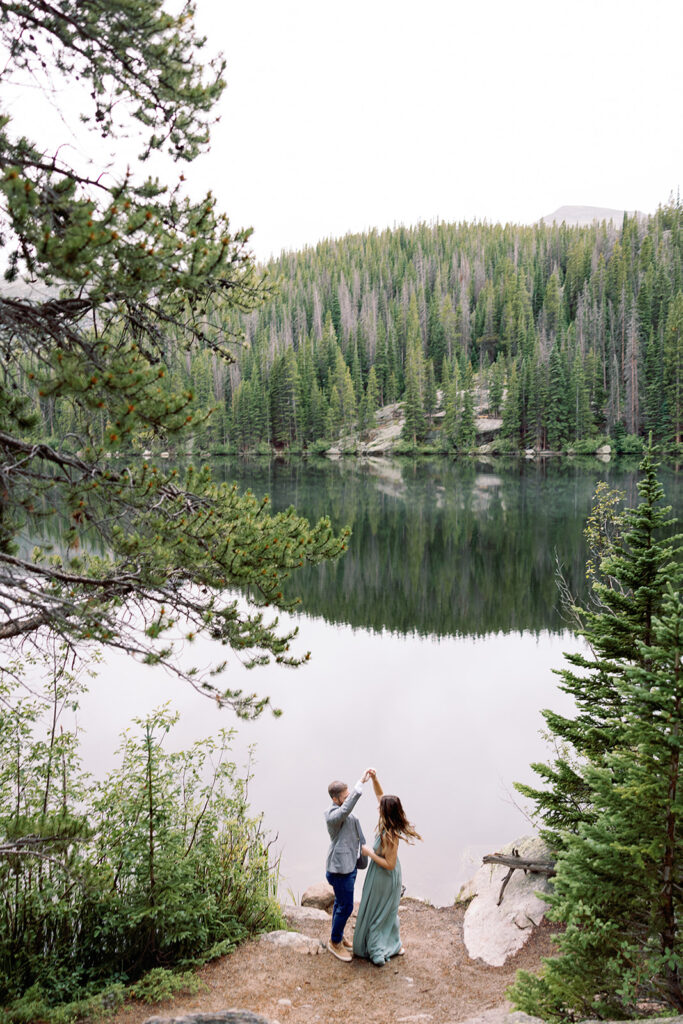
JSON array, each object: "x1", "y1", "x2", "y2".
[
  {"x1": 517, "y1": 446, "x2": 682, "y2": 849},
  {"x1": 511, "y1": 582, "x2": 683, "y2": 1018},
  {"x1": 664, "y1": 292, "x2": 683, "y2": 444},
  {"x1": 501, "y1": 363, "x2": 521, "y2": 444},
  {"x1": 441, "y1": 363, "x2": 460, "y2": 450},
  {"x1": 488, "y1": 354, "x2": 505, "y2": 416},
  {"x1": 401, "y1": 296, "x2": 427, "y2": 443},
  {"x1": 455, "y1": 364, "x2": 476, "y2": 450},
  {"x1": 0, "y1": 0, "x2": 349, "y2": 711},
  {"x1": 424, "y1": 359, "x2": 437, "y2": 426},
  {"x1": 427, "y1": 292, "x2": 446, "y2": 378},
  {"x1": 374, "y1": 322, "x2": 388, "y2": 405},
  {"x1": 546, "y1": 346, "x2": 569, "y2": 450},
  {"x1": 326, "y1": 385, "x2": 342, "y2": 441},
  {"x1": 363, "y1": 365, "x2": 379, "y2": 434},
  {"x1": 568, "y1": 349, "x2": 592, "y2": 441},
  {"x1": 269, "y1": 348, "x2": 299, "y2": 446}
]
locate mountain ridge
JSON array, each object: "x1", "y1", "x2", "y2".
[{"x1": 540, "y1": 204, "x2": 645, "y2": 226}]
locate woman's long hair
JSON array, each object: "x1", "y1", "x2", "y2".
[{"x1": 377, "y1": 795, "x2": 422, "y2": 845}]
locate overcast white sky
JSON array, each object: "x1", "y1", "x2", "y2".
[
  {"x1": 188, "y1": 0, "x2": 682, "y2": 262},
  {"x1": 4, "y1": 0, "x2": 681, "y2": 265}
]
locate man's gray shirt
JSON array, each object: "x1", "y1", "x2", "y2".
[{"x1": 325, "y1": 785, "x2": 366, "y2": 874}]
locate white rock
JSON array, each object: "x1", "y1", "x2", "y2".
[
  {"x1": 463, "y1": 836, "x2": 553, "y2": 966},
  {"x1": 259, "y1": 931, "x2": 322, "y2": 954}
]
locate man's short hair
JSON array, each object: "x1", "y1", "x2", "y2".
[{"x1": 328, "y1": 780, "x2": 347, "y2": 799}]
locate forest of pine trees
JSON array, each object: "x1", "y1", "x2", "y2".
[{"x1": 32, "y1": 200, "x2": 683, "y2": 455}]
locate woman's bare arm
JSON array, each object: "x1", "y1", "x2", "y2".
[
  {"x1": 370, "y1": 772, "x2": 383, "y2": 803},
  {"x1": 362, "y1": 833, "x2": 398, "y2": 871}
]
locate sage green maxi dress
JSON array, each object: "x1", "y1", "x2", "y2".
[{"x1": 352, "y1": 835, "x2": 402, "y2": 964}]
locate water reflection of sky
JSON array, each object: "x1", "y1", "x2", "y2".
[
  {"x1": 17, "y1": 458, "x2": 681, "y2": 903},
  {"x1": 76, "y1": 611, "x2": 581, "y2": 907}
]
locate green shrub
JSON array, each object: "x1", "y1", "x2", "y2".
[
  {"x1": 615, "y1": 432, "x2": 644, "y2": 454},
  {"x1": 308, "y1": 439, "x2": 332, "y2": 454},
  {"x1": 0, "y1": 684, "x2": 283, "y2": 1013},
  {"x1": 130, "y1": 968, "x2": 207, "y2": 1004}
]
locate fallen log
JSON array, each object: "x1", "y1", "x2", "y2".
[{"x1": 482, "y1": 848, "x2": 555, "y2": 906}]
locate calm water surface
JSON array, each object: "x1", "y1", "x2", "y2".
[{"x1": 77, "y1": 456, "x2": 682, "y2": 906}]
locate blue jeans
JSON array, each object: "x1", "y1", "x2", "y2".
[{"x1": 326, "y1": 868, "x2": 357, "y2": 944}]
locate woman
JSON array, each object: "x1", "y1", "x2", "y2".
[{"x1": 352, "y1": 770, "x2": 422, "y2": 965}]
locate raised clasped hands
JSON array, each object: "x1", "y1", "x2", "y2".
[{"x1": 362, "y1": 766, "x2": 376, "y2": 783}]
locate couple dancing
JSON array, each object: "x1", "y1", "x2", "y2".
[{"x1": 324, "y1": 767, "x2": 421, "y2": 965}]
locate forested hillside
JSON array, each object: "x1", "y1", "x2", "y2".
[{"x1": 35, "y1": 201, "x2": 683, "y2": 455}]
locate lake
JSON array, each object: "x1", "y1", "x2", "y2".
[{"x1": 77, "y1": 455, "x2": 682, "y2": 907}]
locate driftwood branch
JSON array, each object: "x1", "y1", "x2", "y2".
[{"x1": 483, "y1": 848, "x2": 556, "y2": 906}]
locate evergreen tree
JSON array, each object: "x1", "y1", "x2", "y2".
[
  {"x1": 455, "y1": 364, "x2": 476, "y2": 450},
  {"x1": 501, "y1": 363, "x2": 521, "y2": 444},
  {"x1": 511, "y1": 581, "x2": 683, "y2": 1018},
  {"x1": 359, "y1": 365, "x2": 380, "y2": 436},
  {"x1": 517, "y1": 447, "x2": 682, "y2": 849},
  {"x1": 269, "y1": 348, "x2": 299, "y2": 446},
  {"x1": 544, "y1": 272, "x2": 563, "y2": 336},
  {"x1": 427, "y1": 292, "x2": 446, "y2": 378},
  {"x1": 664, "y1": 292, "x2": 683, "y2": 444},
  {"x1": 331, "y1": 348, "x2": 357, "y2": 435},
  {"x1": 401, "y1": 296, "x2": 427, "y2": 443},
  {"x1": 308, "y1": 379, "x2": 327, "y2": 441},
  {"x1": 424, "y1": 359, "x2": 437, "y2": 425},
  {"x1": 527, "y1": 355, "x2": 549, "y2": 449},
  {"x1": 568, "y1": 349, "x2": 592, "y2": 441},
  {"x1": 488, "y1": 354, "x2": 506, "y2": 416},
  {"x1": 0, "y1": 0, "x2": 348, "y2": 710},
  {"x1": 546, "y1": 346, "x2": 569, "y2": 450},
  {"x1": 374, "y1": 322, "x2": 388, "y2": 405},
  {"x1": 325, "y1": 385, "x2": 342, "y2": 441},
  {"x1": 441, "y1": 363, "x2": 460, "y2": 450}
]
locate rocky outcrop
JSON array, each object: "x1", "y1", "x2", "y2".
[
  {"x1": 462, "y1": 836, "x2": 554, "y2": 967},
  {"x1": 301, "y1": 882, "x2": 334, "y2": 911},
  {"x1": 282, "y1": 905, "x2": 330, "y2": 927},
  {"x1": 259, "y1": 930, "x2": 323, "y2": 954}
]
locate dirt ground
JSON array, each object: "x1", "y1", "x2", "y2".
[{"x1": 110, "y1": 899, "x2": 557, "y2": 1024}]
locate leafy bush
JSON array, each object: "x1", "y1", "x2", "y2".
[
  {"x1": 0, "y1": 672, "x2": 283, "y2": 1013},
  {"x1": 565, "y1": 435, "x2": 610, "y2": 455},
  {"x1": 308, "y1": 439, "x2": 332, "y2": 455},
  {"x1": 614, "y1": 432, "x2": 644, "y2": 454},
  {"x1": 130, "y1": 968, "x2": 207, "y2": 1004},
  {"x1": 486, "y1": 436, "x2": 519, "y2": 454}
]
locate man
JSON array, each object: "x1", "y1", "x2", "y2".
[{"x1": 324, "y1": 768, "x2": 372, "y2": 961}]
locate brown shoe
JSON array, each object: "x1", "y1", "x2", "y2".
[
  {"x1": 327, "y1": 940, "x2": 352, "y2": 962},
  {"x1": 342, "y1": 936, "x2": 353, "y2": 950}
]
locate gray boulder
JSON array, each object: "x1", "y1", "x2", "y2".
[
  {"x1": 463, "y1": 836, "x2": 553, "y2": 966},
  {"x1": 259, "y1": 930, "x2": 323, "y2": 954},
  {"x1": 282, "y1": 904, "x2": 329, "y2": 926},
  {"x1": 301, "y1": 881, "x2": 334, "y2": 911}
]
